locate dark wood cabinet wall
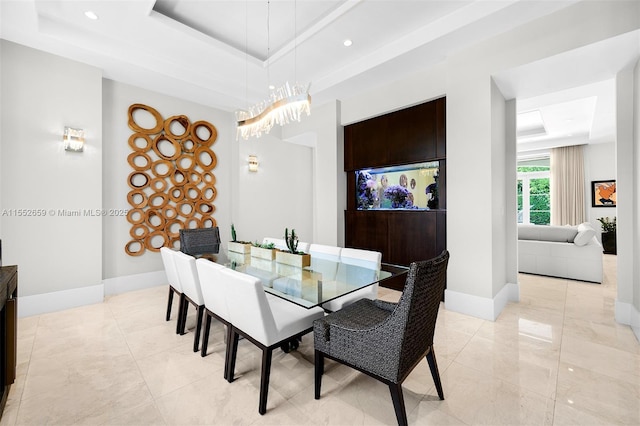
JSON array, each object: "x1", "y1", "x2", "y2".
[{"x1": 344, "y1": 97, "x2": 447, "y2": 290}]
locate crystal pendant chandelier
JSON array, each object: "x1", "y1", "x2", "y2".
[{"x1": 236, "y1": 1, "x2": 311, "y2": 140}]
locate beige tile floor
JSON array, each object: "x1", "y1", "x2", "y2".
[{"x1": 2, "y1": 254, "x2": 638, "y2": 425}]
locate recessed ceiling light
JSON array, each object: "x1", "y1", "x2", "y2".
[
  {"x1": 343, "y1": 39, "x2": 353, "y2": 47},
  {"x1": 84, "y1": 11, "x2": 99, "y2": 20},
  {"x1": 268, "y1": 84, "x2": 275, "y2": 90}
]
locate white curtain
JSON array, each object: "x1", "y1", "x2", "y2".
[{"x1": 550, "y1": 145, "x2": 586, "y2": 225}]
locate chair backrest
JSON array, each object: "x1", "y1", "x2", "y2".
[
  {"x1": 262, "y1": 237, "x2": 288, "y2": 251},
  {"x1": 173, "y1": 251, "x2": 204, "y2": 305},
  {"x1": 195, "y1": 259, "x2": 229, "y2": 322},
  {"x1": 395, "y1": 250, "x2": 449, "y2": 378},
  {"x1": 160, "y1": 247, "x2": 182, "y2": 292},
  {"x1": 220, "y1": 268, "x2": 276, "y2": 346},
  {"x1": 309, "y1": 244, "x2": 341, "y2": 261},
  {"x1": 297, "y1": 241, "x2": 310, "y2": 253},
  {"x1": 180, "y1": 227, "x2": 221, "y2": 256},
  {"x1": 340, "y1": 248, "x2": 382, "y2": 270}
]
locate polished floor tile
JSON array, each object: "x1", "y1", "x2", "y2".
[{"x1": 2, "y1": 254, "x2": 638, "y2": 425}]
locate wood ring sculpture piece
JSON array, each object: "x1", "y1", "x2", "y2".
[
  {"x1": 127, "y1": 152, "x2": 152, "y2": 172},
  {"x1": 145, "y1": 209, "x2": 166, "y2": 230},
  {"x1": 201, "y1": 184, "x2": 217, "y2": 202},
  {"x1": 202, "y1": 172, "x2": 216, "y2": 185},
  {"x1": 145, "y1": 230, "x2": 168, "y2": 252},
  {"x1": 170, "y1": 169, "x2": 188, "y2": 187},
  {"x1": 192, "y1": 120, "x2": 218, "y2": 146},
  {"x1": 126, "y1": 208, "x2": 146, "y2": 225},
  {"x1": 183, "y1": 183, "x2": 201, "y2": 201},
  {"x1": 196, "y1": 201, "x2": 215, "y2": 215},
  {"x1": 127, "y1": 171, "x2": 151, "y2": 190},
  {"x1": 164, "y1": 115, "x2": 192, "y2": 141},
  {"x1": 175, "y1": 153, "x2": 195, "y2": 172},
  {"x1": 127, "y1": 190, "x2": 148, "y2": 209},
  {"x1": 128, "y1": 133, "x2": 153, "y2": 152},
  {"x1": 177, "y1": 201, "x2": 195, "y2": 218},
  {"x1": 150, "y1": 177, "x2": 168, "y2": 193},
  {"x1": 151, "y1": 159, "x2": 174, "y2": 178},
  {"x1": 169, "y1": 187, "x2": 185, "y2": 203},
  {"x1": 129, "y1": 224, "x2": 150, "y2": 240},
  {"x1": 125, "y1": 240, "x2": 145, "y2": 256},
  {"x1": 152, "y1": 134, "x2": 181, "y2": 161},
  {"x1": 162, "y1": 204, "x2": 178, "y2": 220},
  {"x1": 148, "y1": 192, "x2": 170, "y2": 209},
  {"x1": 128, "y1": 104, "x2": 164, "y2": 134},
  {"x1": 194, "y1": 146, "x2": 217, "y2": 172},
  {"x1": 165, "y1": 218, "x2": 184, "y2": 239},
  {"x1": 181, "y1": 139, "x2": 196, "y2": 153},
  {"x1": 200, "y1": 215, "x2": 217, "y2": 228}
]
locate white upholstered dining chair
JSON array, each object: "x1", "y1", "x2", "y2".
[
  {"x1": 160, "y1": 247, "x2": 184, "y2": 334},
  {"x1": 173, "y1": 250, "x2": 206, "y2": 352},
  {"x1": 221, "y1": 267, "x2": 325, "y2": 415},
  {"x1": 195, "y1": 259, "x2": 231, "y2": 366},
  {"x1": 321, "y1": 247, "x2": 382, "y2": 312}
]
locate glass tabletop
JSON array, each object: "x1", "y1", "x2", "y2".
[{"x1": 206, "y1": 250, "x2": 408, "y2": 309}]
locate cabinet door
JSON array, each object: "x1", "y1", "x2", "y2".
[
  {"x1": 387, "y1": 211, "x2": 439, "y2": 265},
  {"x1": 344, "y1": 211, "x2": 388, "y2": 255}
]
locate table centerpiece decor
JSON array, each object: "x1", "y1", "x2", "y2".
[
  {"x1": 228, "y1": 224, "x2": 252, "y2": 254},
  {"x1": 275, "y1": 228, "x2": 310, "y2": 268}
]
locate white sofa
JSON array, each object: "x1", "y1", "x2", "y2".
[{"x1": 517, "y1": 223, "x2": 603, "y2": 283}]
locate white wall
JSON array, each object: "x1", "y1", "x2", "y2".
[
  {"x1": 102, "y1": 79, "x2": 233, "y2": 279},
  {"x1": 584, "y1": 141, "x2": 617, "y2": 240},
  {"x1": 0, "y1": 40, "x2": 103, "y2": 299},
  {"x1": 233, "y1": 132, "x2": 313, "y2": 244},
  {"x1": 334, "y1": 1, "x2": 640, "y2": 321},
  {"x1": 282, "y1": 101, "x2": 344, "y2": 246}
]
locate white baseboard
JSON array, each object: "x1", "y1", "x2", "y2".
[
  {"x1": 615, "y1": 300, "x2": 640, "y2": 343},
  {"x1": 103, "y1": 270, "x2": 166, "y2": 296},
  {"x1": 18, "y1": 270, "x2": 167, "y2": 318},
  {"x1": 444, "y1": 282, "x2": 519, "y2": 321},
  {"x1": 19, "y1": 284, "x2": 104, "y2": 318}
]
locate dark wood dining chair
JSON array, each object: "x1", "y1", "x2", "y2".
[{"x1": 313, "y1": 250, "x2": 450, "y2": 426}]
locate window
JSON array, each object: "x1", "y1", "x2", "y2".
[{"x1": 517, "y1": 160, "x2": 550, "y2": 225}]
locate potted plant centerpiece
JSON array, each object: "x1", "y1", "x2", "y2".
[
  {"x1": 597, "y1": 216, "x2": 616, "y2": 255},
  {"x1": 228, "y1": 224, "x2": 252, "y2": 254},
  {"x1": 275, "y1": 228, "x2": 311, "y2": 267},
  {"x1": 250, "y1": 241, "x2": 277, "y2": 260}
]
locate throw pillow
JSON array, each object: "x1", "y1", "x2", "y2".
[{"x1": 574, "y1": 222, "x2": 596, "y2": 246}]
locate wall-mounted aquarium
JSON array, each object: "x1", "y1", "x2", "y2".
[{"x1": 356, "y1": 161, "x2": 440, "y2": 210}]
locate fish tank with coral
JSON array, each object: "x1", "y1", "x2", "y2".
[{"x1": 355, "y1": 161, "x2": 440, "y2": 210}]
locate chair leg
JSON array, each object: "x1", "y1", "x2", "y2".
[
  {"x1": 389, "y1": 383, "x2": 408, "y2": 426},
  {"x1": 200, "y1": 314, "x2": 212, "y2": 357},
  {"x1": 226, "y1": 329, "x2": 240, "y2": 383},
  {"x1": 258, "y1": 348, "x2": 273, "y2": 415},
  {"x1": 178, "y1": 296, "x2": 188, "y2": 335},
  {"x1": 193, "y1": 305, "x2": 204, "y2": 352},
  {"x1": 314, "y1": 350, "x2": 324, "y2": 399},
  {"x1": 426, "y1": 347, "x2": 444, "y2": 400},
  {"x1": 223, "y1": 324, "x2": 233, "y2": 381},
  {"x1": 166, "y1": 287, "x2": 174, "y2": 321}
]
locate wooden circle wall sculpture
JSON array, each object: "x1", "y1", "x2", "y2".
[{"x1": 125, "y1": 103, "x2": 218, "y2": 255}]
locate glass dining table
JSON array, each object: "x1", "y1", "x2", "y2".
[{"x1": 206, "y1": 249, "x2": 409, "y2": 309}]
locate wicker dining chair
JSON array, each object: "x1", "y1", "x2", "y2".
[
  {"x1": 179, "y1": 227, "x2": 221, "y2": 259},
  {"x1": 313, "y1": 250, "x2": 450, "y2": 426}
]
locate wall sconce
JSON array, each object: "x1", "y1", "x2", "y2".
[
  {"x1": 248, "y1": 155, "x2": 259, "y2": 172},
  {"x1": 63, "y1": 127, "x2": 85, "y2": 152}
]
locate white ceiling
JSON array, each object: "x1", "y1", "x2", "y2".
[{"x1": 1, "y1": 0, "x2": 638, "y2": 149}]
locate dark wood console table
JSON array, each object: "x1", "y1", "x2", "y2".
[{"x1": 0, "y1": 266, "x2": 17, "y2": 419}]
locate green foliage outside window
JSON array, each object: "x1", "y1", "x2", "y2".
[{"x1": 517, "y1": 166, "x2": 550, "y2": 225}]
